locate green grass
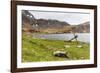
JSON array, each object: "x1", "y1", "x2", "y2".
[{"x1": 22, "y1": 33, "x2": 90, "y2": 62}]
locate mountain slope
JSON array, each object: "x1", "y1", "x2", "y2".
[
  {"x1": 71, "y1": 22, "x2": 90, "y2": 33},
  {"x1": 22, "y1": 10, "x2": 90, "y2": 33}
]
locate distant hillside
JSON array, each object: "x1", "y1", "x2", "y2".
[
  {"x1": 22, "y1": 10, "x2": 90, "y2": 33},
  {"x1": 36, "y1": 19, "x2": 70, "y2": 29},
  {"x1": 71, "y1": 22, "x2": 90, "y2": 33}
]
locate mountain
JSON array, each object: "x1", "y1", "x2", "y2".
[
  {"x1": 22, "y1": 10, "x2": 90, "y2": 33},
  {"x1": 22, "y1": 10, "x2": 70, "y2": 33},
  {"x1": 71, "y1": 22, "x2": 90, "y2": 33},
  {"x1": 36, "y1": 19, "x2": 70, "y2": 29},
  {"x1": 22, "y1": 10, "x2": 36, "y2": 32}
]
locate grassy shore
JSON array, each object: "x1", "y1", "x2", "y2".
[{"x1": 22, "y1": 33, "x2": 90, "y2": 62}]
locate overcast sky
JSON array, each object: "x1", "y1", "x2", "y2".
[{"x1": 29, "y1": 10, "x2": 90, "y2": 25}]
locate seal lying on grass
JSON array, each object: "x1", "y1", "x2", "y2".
[{"x1": 53, "y1": 51, "x2": 69, "y2": 58}]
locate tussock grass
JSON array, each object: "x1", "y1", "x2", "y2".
[{"x1": 22, "y1": 33, "x2": 90, "y2": 62}]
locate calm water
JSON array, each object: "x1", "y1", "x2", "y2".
[{"x1": 33, "y1": 33, "x2": 90, "y2": 43}]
